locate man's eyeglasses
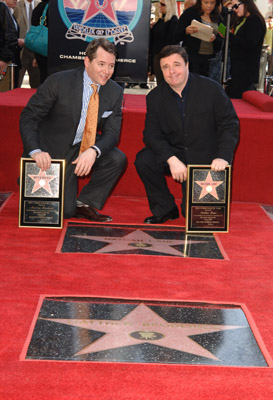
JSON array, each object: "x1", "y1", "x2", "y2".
[
  {"x1": 159, "y1": 2, "x2": 166, "y2": 6},
  {"x1": 232, "y1": 2, "x2": 242, "y2": 10}
]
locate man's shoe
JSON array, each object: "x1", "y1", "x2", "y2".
[
  {"x1": 144, "y1": 206, "x2": 179, "y2": 224},
  {"x1": 75, "y1": 205, "x2": 112, "y2": 222}
]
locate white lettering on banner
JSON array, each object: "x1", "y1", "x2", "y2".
[
  {"x1": 117, "y1": 59, "x2": 136, "y2": 64},
  {"x1": 65, "y1": 23, "x2": 134, "y2": 45},
  {"x1": 60, "y1": 55, "x2": 85, "y2": 60}
]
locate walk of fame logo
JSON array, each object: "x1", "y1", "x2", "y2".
[
  {"x1": 22, "y1": 297, "x2": 270, "y2": 367},
  {"x1": 60, "y1": 223, "x2": 225, "y2": 259},
  {"x1": 58, "y1": 0, "x2": 142, "y2": 44},
  {"x1": 130, "y1": 331, "x2": 164, "y2": 341}
]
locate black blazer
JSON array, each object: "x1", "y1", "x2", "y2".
[
  {"x1": 143, "y1": 73, "x2": 239, "y2": 165},
  {"x1": 229, "y1": 14, "x2": 266, "y2": 84},
  {"x1": 20, "y1": 67, "x2": 123, "y2": 159},
  {"x1": 0, "y1": 3, "x2": 20, "y2": 65}
]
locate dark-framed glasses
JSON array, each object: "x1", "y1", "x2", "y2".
[{"x1": 232, "y1": 2, "x2": 243, "y2": 10}]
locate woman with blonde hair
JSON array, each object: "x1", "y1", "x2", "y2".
[{"x1": 150, "y1": 0, "x2": 179, "y2": 84}]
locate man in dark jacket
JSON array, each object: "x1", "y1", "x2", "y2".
[
  {"x1": 20, "y1": 39, "x2": 126, "y2": 221},
  {"x1": 135, "y1": 45, "x2": 239, "y2": 224}
]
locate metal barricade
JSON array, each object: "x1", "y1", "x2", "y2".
[
  {"x1": 0, "y1": 63, "x2": 16, "y2": 92},
  {"x1": 264, "y1": 75, "x2": 273, "y2": 97},
  {"x1": 258, "y1": 45, "x2": 269, "y2": 92}
]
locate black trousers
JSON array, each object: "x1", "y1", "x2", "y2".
[
  {"x1": 64, "y1": 144, "x2": 126, "y2": 218},
  {"x1": 135, "y1": 147, "x2": 187, "y2": 217}
]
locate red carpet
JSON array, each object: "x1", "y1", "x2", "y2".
[{"x1": 0, "y1": 193, "x2": 273, "y2": 399}]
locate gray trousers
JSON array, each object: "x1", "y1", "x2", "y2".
[{"x1": 64, "y1": 144, "x2": 126, "y2": 218}]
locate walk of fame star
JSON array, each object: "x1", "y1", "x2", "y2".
[
  {"x1": 195, "y1": 171, "x2": 223, "y2": 200},
  {"x1": 28, "y1": 170, "x2": 57, "y2": 195},
  {"x1": 61, "y1": 223, "x2": 224, "y2": 259},
  {"x1": 82, "y1": 0, "x2": 118, "y2": 25},
  {"x1": 24, "y1": 297, "x2": 270, "y2": 366},
  {"x1": 41, "y1": 304, "x2": 246, "y2": 360},
  {"x1": 71, "y1": 229, "x2": 208, "y2": 257}
]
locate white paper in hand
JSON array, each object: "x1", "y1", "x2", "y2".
[{"x1": 190, "y1": 19, "x2": 213, "y2": 42}]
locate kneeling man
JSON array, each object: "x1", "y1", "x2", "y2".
[
  {"x1": 135, "y1": 45, "x2": 239, "y2": 224},
  {"x1": 20, "y1": 38, "x2": 126, "y2": 222}
]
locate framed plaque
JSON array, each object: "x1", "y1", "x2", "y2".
[
  {"x1": 19, "y1": 158, "x2": 65, "y2": 229},
  {"x1": 186, "y1": 165, "x2": 231, "y2": 233}
]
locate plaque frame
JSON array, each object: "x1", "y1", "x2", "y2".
[
  {"x1": 186, "y1": 165, "x2": 231, "y2": 233},
  {"x1": 19, "y1": 158, "x2": 65, "y2": 229}
]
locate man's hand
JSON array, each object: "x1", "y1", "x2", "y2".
[
  {"x1": 167, "y1": 156, "x2": 187, "y2": 183},
  {"x1": 211, "y1": 158, "x2": 228, "y2": 171},
  {"x1": 18, "y1": 38, "x2": 25, "y2": 47},
  {"x1": 31, "y1": 151, "x2": 51, "y2": 171},
  {"x1": 0, "y1": 60, "x2": 8, "y2": 75},
  {"x1": 72, "y1": 148, "x2": 97, "y2": 176}
]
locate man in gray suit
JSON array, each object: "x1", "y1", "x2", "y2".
[
  {"x1": 135, "y1": 45, "x2": 239, "y2": 224},
  {"x1": 20, "y1": 38, "x2": 126, "y2": 222},
  {"x1": 14, "y1": 0, "x2": 40, "y2": 88}
]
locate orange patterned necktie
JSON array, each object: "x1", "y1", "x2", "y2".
[{"x1": 79, "y1": 84, "x2": 99, "y2": 154}]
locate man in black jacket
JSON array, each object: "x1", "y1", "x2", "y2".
[{"x1": 135, "y1": 45, "x2": 239, "y2": 224}]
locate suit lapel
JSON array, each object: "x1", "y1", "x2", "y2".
[
  {"x1": 160, "y1": 82, "x2": 183, "y2": 132},
  {"x1": 22, "y1": 1, "x2": 27, "y2": 27},
  {"x1": 98, "y1": 83, "x2": 110, "y2": 120},
  {"x1": 184, "y1": 74, "x2": 197, "y2": 132},
  {"x1": 71, "y1": 69, "x2": 84, "y2": 128}
]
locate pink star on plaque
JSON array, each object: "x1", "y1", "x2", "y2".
[
  {"x1": 196, "y1": 171, "x2": 223, "y2": 200},
  {"x1": 28, "y1": 170, "x2": 57, "y2": 195},
  {"x1": 82, "y1": 0, "x2": 118, "y2": 25}
]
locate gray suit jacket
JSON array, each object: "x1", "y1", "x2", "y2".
[
  {"x1": 143, "y1": 73, "x2": 239, "y2": 165},
  {"x1": 20, "y1": 67, "x2": 123, "y2": 159},
  {"x1": 14, "y1": 0, "x2": 40, "y2": 38}
]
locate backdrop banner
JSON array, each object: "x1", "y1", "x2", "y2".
[{"x1": 48, "y1": 0, "x2": 151, "y2": 82}]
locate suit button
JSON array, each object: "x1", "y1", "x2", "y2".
[{"x1": 184, "y1": 147, "x2": 188, "y2": 151}]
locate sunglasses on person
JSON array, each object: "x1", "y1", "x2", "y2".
[
  {"x1": 159, "y1": 2, "x2": 166, "y2": 6},
  {"x1": 232, "y1": 2, "x2": 243, "y2": 10}
]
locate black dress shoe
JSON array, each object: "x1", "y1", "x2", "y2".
[
  {"x1": 75, "y1": 205, "x2": 112, "y2": 222},
  {"x1": 144, "y1": 206, "x2": 179, "y2": 224}
]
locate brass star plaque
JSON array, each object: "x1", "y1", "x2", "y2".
[
  {"x1": 186, "y1": 165, "x2": 231, "y2": 233},
  {"x1": 19, "y1": 158, "x2": 65, "y2": 229}
]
